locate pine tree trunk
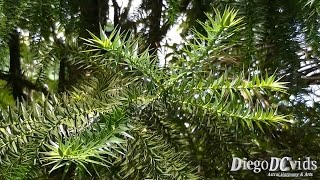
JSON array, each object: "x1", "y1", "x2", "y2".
[
  {"x1": 9, "y1": 28, "x2": 24, "y2": 101},
  {"x1": 58, "y1": 57, "x2": 67, "y2": 92},
  {"x1": 79, "y1": 0, "x2": 100, "y2": 38},
  {"x1": 99, "y1": 0, "x2": 108, "y2": 26},
  {"x1": 147, "y1": 0, "x2": 163, "y2": 56}
]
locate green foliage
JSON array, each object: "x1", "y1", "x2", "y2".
[
  {"x1": 0, "y1": 7, "x2": 291, "y2": 179},
  {"x1": 0, "y1": 80, "x2": 14, "y2": 107},
  {"x1": 0, "y1": 92, "x2": 132, "y2": 179},
  {"x1": 81, "y1": 7, "x2": 289, "y2": 178}
]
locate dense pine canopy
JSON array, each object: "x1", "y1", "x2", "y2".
[{"x1": 0, "y1": 0, "x2": 319, "y2": 179}]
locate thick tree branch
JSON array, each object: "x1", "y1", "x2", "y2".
[
  {"x1": 0, "y1": 71, "x2": 49, "y2": 94},
  {"x1": 0, "y1": 71, "x2": 10, "y2": 80}
]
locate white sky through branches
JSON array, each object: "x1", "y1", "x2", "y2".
[{"x1": 115, "y1": 0, "x2": 183, "y2": 66}]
